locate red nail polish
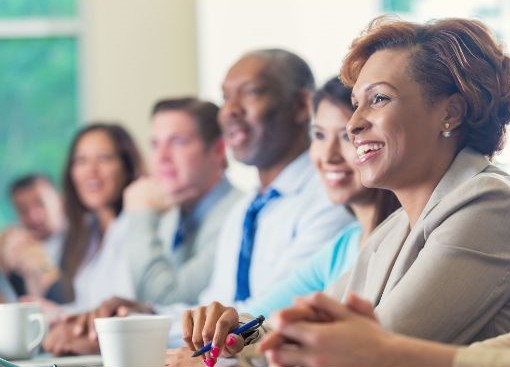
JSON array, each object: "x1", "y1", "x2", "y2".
[
  {"x1": 211, "y1": 347, "x2": 220, "y2": 358},
  {"x1": 227, "y1": 335, "x2": 236, "y2": 346},
  {"x1": 205, "y1": 358, "x2": 216, "y2": 367}
]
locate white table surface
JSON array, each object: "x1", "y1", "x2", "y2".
[{"x1": 14, "y1": 354, "x2": 102, "y2": 367}]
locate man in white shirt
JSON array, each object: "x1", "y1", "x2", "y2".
[{"x1": 197, "y1": 49, "x2": 352, "y2": 306}]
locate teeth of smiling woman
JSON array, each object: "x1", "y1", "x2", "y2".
[
  {"x1": 356, "y1": 143, "x2": 384, "y2": 158},
  {"x1": 324, "y1": 172, "x2": 347, "y2": 180}
]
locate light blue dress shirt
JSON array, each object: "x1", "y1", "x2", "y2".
[
  {"x1": 241, "y1": 222, "x2": 361, "y2": 317},
  {"x1": 169, "y1": 176, "x2": 237, "y2": 265}
]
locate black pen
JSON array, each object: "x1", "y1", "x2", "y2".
[{"x1": 191, "y1": 315, "x2": 265, "y2": 357}]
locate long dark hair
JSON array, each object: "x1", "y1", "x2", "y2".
[
  {"x1": 59, "y1": 123, "x2": 144, "y2": 300},
  {"x1": 314, "y1": 77, "x2": 400, "y2": 229}
]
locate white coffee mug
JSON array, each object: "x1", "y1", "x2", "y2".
[
  {"x1": 95, "y1": 315, "x2": 171, "y2": 367},
  {"x1": 0, "y1": 303, "x2": 47, "y2": 360}
]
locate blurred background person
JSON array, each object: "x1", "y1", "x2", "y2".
[
  {"x1": 9, "y1": 174, "x2": 65, "y2": 247},
  {"x1": 11, "y1": 123, "x2": 145, "y2": 315},
  {"x1": 56, "y1": 122, "x2": 145, "y2": 311},
  {"x1": 0, "y1": 174, "x2": 65, "y2": 298},
  {"x1": 119, "y1": 97, "x2": 243, "y2": 306}
]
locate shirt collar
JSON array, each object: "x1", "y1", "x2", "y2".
[
  {"x1": 181, "y1": 175, "x2": 233, "y2": 228},
  {"x1": 262, "y1": 151, "x2": 315, "y2": 197}
]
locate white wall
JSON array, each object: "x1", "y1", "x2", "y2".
[
  {"x1": 82, "y1": 0, "x2": 198, "y2": 159},
  {"x1": 196, "y1": 0, "x2": 379, "y2": 102},
  {"x1": 195, "y1": 0, "x2": 510, "y2": 188},
  {"x1": 196, "y1": 0, "x2": 379, "y2": 190},
  {"x1": 80, "y1": 0, "x2": 510, "y2": 188},
  {"x1": 81, "y1": 0, "x2": 381, "y2": 190}
]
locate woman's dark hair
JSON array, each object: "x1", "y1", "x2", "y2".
[
  {"x1": 59, "y1": 123, "x2": 145, "y2": 300},
  {"x1": 314, "y1": 77, "x2": 400, "y2": 228},
  {"x1": 341, "y1": 16, "x2": 510, "y2": 157},
  {"x1": 313, "y1": 77, "x2": 352, "y2": 113}
]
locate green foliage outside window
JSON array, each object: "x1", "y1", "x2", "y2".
[
  {"x1": 0, "y1": 37, "x2": 79, "y2": 229},
  {"x1": 382, "y1": 0, "x2": 413, "y2": 12},
  {"x1": 0, "y1": 0, "x2": 77, "y2": 18}
]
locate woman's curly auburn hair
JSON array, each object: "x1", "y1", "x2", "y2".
[{"x1": 340, "y1": 16, "x2": 510, "y2": 157}]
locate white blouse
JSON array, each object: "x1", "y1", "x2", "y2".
[{"x1": 61, "y1": 216, "x2": 135, "y2": 313}]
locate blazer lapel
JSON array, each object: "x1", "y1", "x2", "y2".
[
  {"x1": 381, "y1": 222, "x2": 427, "y2": 300},
  {"x1": 363, "y1": 213, "x2": 410, "y2": 304},
  {"x1": 379, "y1": 149, "x2": 490, "y2": 301}
]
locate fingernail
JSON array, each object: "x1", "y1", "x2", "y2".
[
  {"x1": 211, "y1": 347, "x2": 220, "y2": 359},
  {"x1": 227, "y1": 335, "x2": 236, "y2": 346},
  {"x1": 204, "y1": 358, "x2": 216, "y2": 367}
]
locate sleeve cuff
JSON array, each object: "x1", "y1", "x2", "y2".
[
  {"x1": 120, "y1": 210, "x2": 160, "y2": 231},
  {"x1": 453, "y1": 346, "x2": 510, "y2": 367}
]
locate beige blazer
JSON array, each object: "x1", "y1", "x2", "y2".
[{"x1": 327, "y1": 148, "x2": 510, "y2": 344}]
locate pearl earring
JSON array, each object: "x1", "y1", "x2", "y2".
[{"x1": 442, "y1": 122, "x2": 451, "y2": 138}]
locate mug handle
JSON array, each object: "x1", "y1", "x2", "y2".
[{"x1": 27, "y1": 313, "x2": 47, "y2": 352}]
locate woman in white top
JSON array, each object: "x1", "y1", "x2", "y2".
[{"x1": 19, "y1": 123, "x2": 144, "y2": 312}]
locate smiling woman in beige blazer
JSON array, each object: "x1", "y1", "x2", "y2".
[{"x1": 261, "y1": 15, "x2": 510, "y2": 367}]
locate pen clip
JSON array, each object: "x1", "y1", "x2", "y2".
[{"x1": 239, "y1": 315, "x2": 264, "y2": 339}]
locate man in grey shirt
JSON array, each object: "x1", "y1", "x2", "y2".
[{"x1": 119, "y1": 97, "x2": 243, "y2": 305}]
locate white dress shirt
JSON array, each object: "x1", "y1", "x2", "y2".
[{"x1": 199, "y1": 151, "x2": 354, "y2": 306}]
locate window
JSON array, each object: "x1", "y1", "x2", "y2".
[
  {"x1": 382, "y1": 0, "x2": 413, "y2": 12},
  {"x1": 0, "y1": 0, "x2": 80, "y2": 228}
]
